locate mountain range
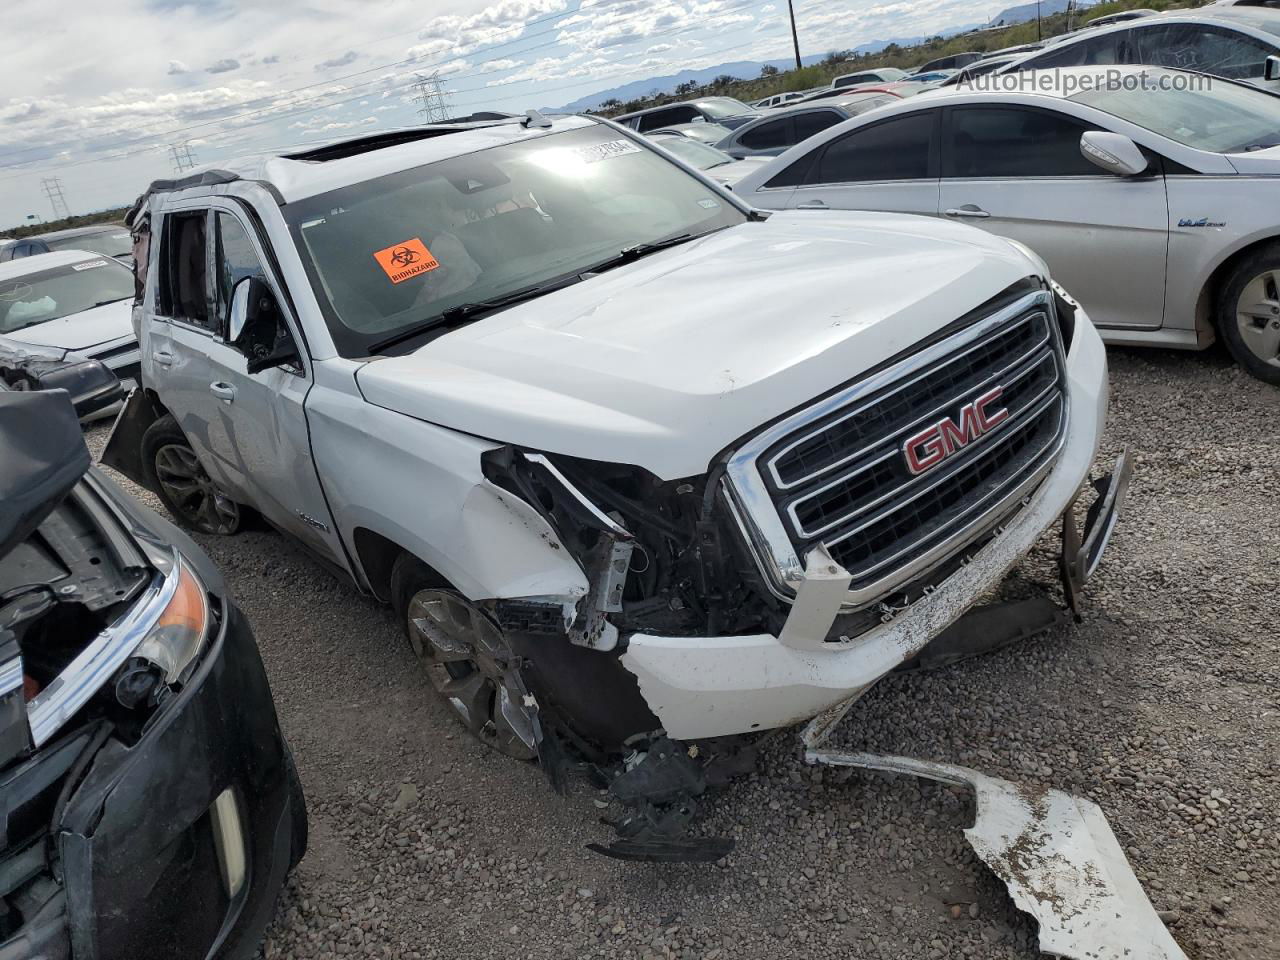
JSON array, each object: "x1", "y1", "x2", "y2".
[{"x1": 554, "y1": 0, "x2": 1092, "y2": 111}]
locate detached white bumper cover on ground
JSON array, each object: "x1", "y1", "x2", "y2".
[{"x1": 807, "y1": 751, "x2": 1187, "y2": 960}]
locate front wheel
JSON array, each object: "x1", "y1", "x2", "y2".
[
  {"x1": 1218, "y1": 247, "x2": 1280, "y2": 385},
  {"x1": 140, "y1": 415, "x2": 244, "y2": 534},
  {"x1": 390, "y1": 555, "x2": 538, "y2": 761}
]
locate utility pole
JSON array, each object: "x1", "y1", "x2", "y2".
[
  {"x1": 168, "y1": 141, "x2": 198, "y2": 174},
  {"x1": 1036, "y1": 0, "x2": 1043, "y2": 40},
  {"x1": 787, "y1": 0, "x2": 802, "y2": 71},
  {"x1": 413, "y1": 72, "x2": 455, "y2": 124},
  {"x1": 1066, "y1": 0, "x2": 1075, "y2": 32},
  {"x1": 40, "y1": 178, "x2": 70, "y2": 220}
]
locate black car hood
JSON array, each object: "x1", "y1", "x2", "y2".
[{"x1": 0, "y1": 390, "x2": 90, "y2": 559}]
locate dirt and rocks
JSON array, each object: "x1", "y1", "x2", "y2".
[{"x1": 87, "y1": 344, "x2": 1280, "y2": 959}]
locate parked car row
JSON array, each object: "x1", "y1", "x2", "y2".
[{"x1": 732, "y1": 64, "x2": 1280, "y2": 383}]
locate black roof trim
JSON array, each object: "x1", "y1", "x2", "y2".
[{"x1": 284, "y1": 128, "x2": 476, "y2": 162}]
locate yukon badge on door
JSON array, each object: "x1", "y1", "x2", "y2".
[{"x1": 903, "y1": 385, "x2": 1009, "y2": 475}]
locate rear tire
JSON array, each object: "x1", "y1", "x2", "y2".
[
  {"x1": 140, "y1": 415, "x2": 244, "y2": 534},
  {"x1": 1217, "y1": 246, "x2": 1280, "y2": 385}
]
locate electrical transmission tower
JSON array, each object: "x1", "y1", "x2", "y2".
[
  {"x1": 413, "y1": 72, "x2": 455, "y2": 123},
  {"x1": 169, "y1": 141, "x2": 198, "y2": 174},
  {"x1": 41, "y1": 178, "x2": 71, "y2": 220}
]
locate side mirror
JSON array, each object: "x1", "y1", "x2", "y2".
[
  {"x1": 228, "y1": 276, "x2": 299, "y2": 375},
  {"x1": 1079, "y1": 131, "x2": 1148, "y2": 177},
  {"x1": 1265, "y1": 55, "x2": 1280, "y2": 82}
]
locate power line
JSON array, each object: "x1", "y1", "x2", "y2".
[
  {"x1": 414, "y1": 72, "x2": 455, "y2": 123},
  {"x1": 168, "y1": 141, "x2": 199, "y2": 173},
  {"x1": 41, "y1": 178, "x2": 70, "y2": 219}
]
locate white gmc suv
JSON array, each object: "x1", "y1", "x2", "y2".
[{"x1": 105, "y1": 113, "x2": 1127, "y2": 859}]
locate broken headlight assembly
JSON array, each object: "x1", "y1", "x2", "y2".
[
  {"x1": 481, "y1": 447, "x2": 777, "y2": 638},
  {"x1": 114, "y1": 556, "x2": 211, "y2": 710}
]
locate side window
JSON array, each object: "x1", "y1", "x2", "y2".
[
  {"x1": 1130, "y1": 23, "x2": 1275, "y2": 80},
  {"x1": 739, "y1": 118, "x2": 793, "y2": 150},
  {"x1": 807, "y1": 111, "x2": 935, "y2": 184},
  {"x1": 794, "y1": 110, "x2": 842, "y2": 141},
  {"x1": 637, "y1": 106, "x2": 698, "y2": 131},
  {"x1": 157, "y1": 211, "x2": 212, "y2": 329},
  {"x1": 213, "y1": 212, "x2": 267, "y2": 335},
  {"x1": 1020, "y1": 30, "x2": 1130, "y2": 69},
  {"x1": 945, "y1": 107, "x2": 1101, "y2": 178}
]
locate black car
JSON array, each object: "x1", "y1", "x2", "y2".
[
  {"x1": 0, "y1": 226, "x2": 133, "y2": 265},
  {"x1": 0, "y1": 388, "x2": 305, "y2": 959},
  {"x1": 0, "y1": 336, "x2": 124, "y2": 421}
]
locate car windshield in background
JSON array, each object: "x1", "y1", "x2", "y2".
[
  {"x1": 0, "y1": 259, "x2": 133, "y2": 333},
  {"x1": 653, "y1": 136, "x2": 734, "y2": 170},
  {"x1": 697, "y1": 98, "x2": 753, "y2": 118},
  {"x1": 47, "y1": 230, "x2": 133, "y2": 259},
  {"x1": 1072, "y1": 73, "x2": 1280, "y2": 152},
  {"x1": 286, "y1": 125, "x2": 746, "y2": 356}
]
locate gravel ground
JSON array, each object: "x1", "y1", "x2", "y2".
[{"x1": 87, "y1": 343, "x2": 1279, "y2": 960}]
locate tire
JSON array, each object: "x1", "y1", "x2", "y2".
[
  {"x1": 140, "y1": 415, "x2": 244, "y2": 534},
  {"x1": 283, "y1": 743, "x2": 308, "y2": 870},
  {"x1": 1217, "y1": 246, "x2": 1280, "y2": 386},
  {"x1": 390, "y1": 554, "x2": 538, "y2": 761}
]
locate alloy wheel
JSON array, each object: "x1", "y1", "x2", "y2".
[
  {"x1": 1235, "y1": 268, "x2": 1280, "y2": 372},
  {"x1": 153, "y1": 443, "x2": 241, "y2": 534},
  {"x1": 405, "y1": 589, "x2": 538, "y2": 760}
]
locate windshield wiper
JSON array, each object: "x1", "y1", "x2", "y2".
[
  {"x1": 368, "y1": 275, "x2": 582, "y2": 354},
  {"x1": 92, "y1": 297, "x2": 130, "y2": 308},
  {"x1": 581, "y1": 233, "x2": 698, "y2": 276}
]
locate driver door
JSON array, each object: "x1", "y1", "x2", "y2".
[{"x1": 158, "y1": 201, "x2": 344, "y2": 562}]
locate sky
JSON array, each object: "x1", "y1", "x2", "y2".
[{"x1": 0, "y1": 0, "x2": 1012, "y2": 227}]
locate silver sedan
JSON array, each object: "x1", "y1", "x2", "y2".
[{"x1": 732, "y1": 65, "x2": 1280, "y2": 384}]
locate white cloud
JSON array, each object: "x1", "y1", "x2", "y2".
[
  {"x1": 167, "y1": 60, "x2": 189, "y2": 75},
  {"x1": 205, "y1": 58, "x2": 241, "y2": 74}
]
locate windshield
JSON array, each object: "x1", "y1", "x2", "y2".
[
  {"x1": 286, "y1": 123, "x2": 747, "y2": 356},
  {"x1": 651, "y1": 136, "x2": 733, "y2": 169},
  {"x1": 696, "y1": 98, "x2": 753, "y2": 119},
  {"x1": 1072, "y1": 72, "x2": 1280, "y2": 152},
  {"x1": 47, "y1": 230, "x2": 133, "y2": 259},
  {"x1": 0, "y1": 258, "x2": 133, "y2": 333}
]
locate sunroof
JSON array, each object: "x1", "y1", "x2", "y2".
[{"x1": 284, "y1": 128, "x2": 468, "y2": 163}]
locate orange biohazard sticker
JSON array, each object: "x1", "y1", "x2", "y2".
[{"x1": 373, "y1": 237, "x2": 440, "y2": 284}]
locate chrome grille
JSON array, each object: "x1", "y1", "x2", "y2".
[{"x1": 724, "y1": 288, "x2": 1068, "y2": 609}]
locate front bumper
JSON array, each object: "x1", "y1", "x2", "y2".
[
  {"x1": 0, "y1": 603, "x2": 296, "y2": 960},
  {"x1": 621, "y1": 310, "x2": 1121, "y2": 740}
]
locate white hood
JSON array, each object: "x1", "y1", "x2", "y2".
[
  {"x1": 356, "y1": 211, "x2": 1044, "y2": 480},
  {"x1": 3, "y1": 298, "x2": 134, "y2": 353}
]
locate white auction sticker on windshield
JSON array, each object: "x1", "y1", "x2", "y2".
[
  {"x1": 574, "y1": 139, "x2": 642, "y2": 163},
  {"x1": 71, "y1": 260, "x2": 109, "y2": 271}
]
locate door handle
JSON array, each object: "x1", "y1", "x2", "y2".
[
  {"x1": 795, "y1": 199, "x2": 828, "y2": 209},
  {"x1": 945, "y1": 204, "x2": 990, "y2": 219},
  {"x1": 152, "y1": 350, "x2": 174, "y2": 366},
  {"x1": 209, "y1": 382, "x2": 236, "y2": 403}
]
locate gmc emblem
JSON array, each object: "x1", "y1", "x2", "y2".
[{"x1": 903, "y1": 386, "x2": 1009, "y2": 476}]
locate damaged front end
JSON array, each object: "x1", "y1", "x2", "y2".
[
  {"x1": 0, "y1": 337, "x2": 123, "y2": 422},
  {"x1": 0, "y1": 390, "x2": 301, "y2": 959},
  {"x1": 478, "y1": 422, "x2": 1131, "y2": 862}
]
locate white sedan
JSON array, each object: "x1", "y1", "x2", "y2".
[
  {"x1": 0, "y1": 250, "x2": 139, "y2": 388},
  {"x1": 732, "y1": 65, "x2": 1280, "y2": 384},
  {"x1": 645, "y1": 132, "x2": 771, "y2": 187}
]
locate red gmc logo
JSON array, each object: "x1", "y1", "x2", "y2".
[{"x1": 903, "y1": 386, "x2": 1010, "y2": 476}]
